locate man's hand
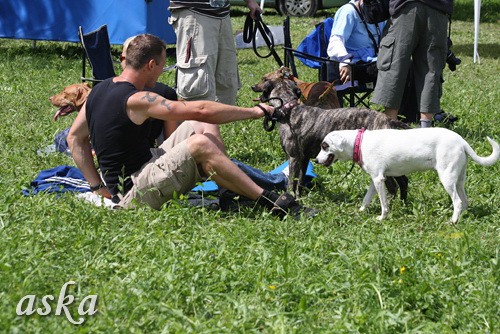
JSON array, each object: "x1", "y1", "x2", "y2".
[
  {"x1": 245, "y1": 0, "x2": 263, "y2": 20},
  {"x1": 95, "y1": 186, "x2": 112, "y2": 199},
  {"x1": 339, "y1": 64, "x2": 351, "y2": 84},
  {"x1": 254, "y1": 103, "x2": 275, "y2": 118}
]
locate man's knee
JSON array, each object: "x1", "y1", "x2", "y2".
[{"x1": 186, "y1": 134, "x2": 221, "y2": 161}]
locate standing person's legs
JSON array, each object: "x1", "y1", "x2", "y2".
[
  {"x1": 371, "y1": 3, "x2": 419, "y2": 119},
  {"x1": 214, "y1": 16, "x2": 240, "y2": 105},
  {"x1": 412, "y1": 5, "x2": 448, "y2": 127},
  {"x1": 170, "y1": 11, "x2": 236, "y2": 151},
  {"x1": 170, "y1": 9, "x2": 219, "y2": 101}
]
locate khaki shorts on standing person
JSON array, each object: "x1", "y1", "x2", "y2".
[
  {"x1": 169, "y1": 9, "x2": 241, "y2": 105},
  {"x1": 119, "y1": 122, "x2": 202, "y2": 210},
  {"x1": 371, "y1": 2, "x2": 448, "y2": 114}
]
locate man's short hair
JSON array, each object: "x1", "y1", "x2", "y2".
[{"x1": 125, "y1": 34, "x2": 166, "y2": 70}]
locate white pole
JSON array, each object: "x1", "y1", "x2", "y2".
[{"x1": 473, "y1": 0, "x2": 481, "y2": 63}]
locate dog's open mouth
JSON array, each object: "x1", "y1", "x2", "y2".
[
  {"x1": 53, "y1": 104, "x2": 77, "y2": 121},
  {"x1": 323, "y1": 153, "x2": 335, "y2": 167}
]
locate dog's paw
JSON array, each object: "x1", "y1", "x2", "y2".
[
  {"x1": 376, "y1": 214, "x2": 386, "y2": 221},
  {"x1": 359, "y1": 206, "x2": 366, "y2": 212}
]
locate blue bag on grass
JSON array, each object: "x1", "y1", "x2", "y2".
[{"x1": 22, "y1": 165, "x2": 90, "y2": 196}]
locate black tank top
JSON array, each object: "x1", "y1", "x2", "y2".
[{"x1": 86, "y1": 78, "x2": 153, "y2": 196}]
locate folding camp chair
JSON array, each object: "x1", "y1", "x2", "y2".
[
  {"x1": 79, "y1": 25, "x2": 117, "y2": 85},
  {"x1": 283, "y1": 17, "x2": 377, "y2": 108}
]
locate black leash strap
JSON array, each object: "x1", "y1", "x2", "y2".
[
  {"x1": 243, "y1": 13, "x2": 284, "y2": 67},
  {"x1": 283, "y1": 16, "x2": 298, "y2": 78},
  {"x1": 255, "y1": 97, "x2": 285, "y2": 132},
  {"x1": 330, "y1": 163, "x2": 356, "y2": 188},
  {"x1": 255, "y1": 104, "x2": 276, "y2": 132}
]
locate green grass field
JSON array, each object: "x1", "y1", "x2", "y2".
[{"x1": 0, "y1": 1, "x2": 498, "y2": 332}]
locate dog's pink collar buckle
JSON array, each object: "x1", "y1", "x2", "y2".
[{"x1": 353, "y1": 128, "x2": 365, "y2": 165}]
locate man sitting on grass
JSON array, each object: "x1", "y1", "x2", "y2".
[{"x1": 67, "y1": 34, "x2": 316, "y2": 218}]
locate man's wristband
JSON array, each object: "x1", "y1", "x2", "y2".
[{"x1": 90, "y1": 182, "x2": 105, "y2": 192}]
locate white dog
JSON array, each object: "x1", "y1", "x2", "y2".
[{"x1": 316, "y1": 128, "x2": 499, "y2": 223}]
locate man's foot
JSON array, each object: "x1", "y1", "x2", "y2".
[
  {"x1": 434, "y1": 110, "x2": 459, "y2": 124},
  {"x1": 218, "y1": 188, "x2": 253, "y2": 212},
  {"x1": 270, "y1": 193, "x2": 318, "y2": 219}
]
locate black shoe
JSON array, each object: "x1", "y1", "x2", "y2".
[
  {"x1": 434, "y1": 111, "x2": 458, "y2": 124},
  {"x1": 270, "y1": 193, "x2": 318, "y2": 219},
  {"x1": 219, "y1": 188, "x2": 254, "y2": 212}
]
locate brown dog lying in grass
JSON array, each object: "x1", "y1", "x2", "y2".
[
  {"x1": 49, "y1": 83, "x2": 91, "y2": 121},
  {"x1": 252, "y1": 67, "x2": 340, "y2": 109}
]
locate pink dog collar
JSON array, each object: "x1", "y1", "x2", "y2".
[{"x1": 353, "y1": 128, "x2": 365, "y2": 165}]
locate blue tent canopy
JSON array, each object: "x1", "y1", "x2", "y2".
[{"x1": 0, "y1": 0, "x2": 176, "y2": 45}]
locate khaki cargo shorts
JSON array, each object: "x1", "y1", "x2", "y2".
[
  {"x1": 169, "y1": 8, "x2": 240, "y2": 104},
  {"x1": 119, "y1": 122, "x2": 202, "y2": 210}
]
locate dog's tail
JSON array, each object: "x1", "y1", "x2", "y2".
[
  {"x1": 389, "y1": 119, "x2": 410, "y2": 130},
  {"x1": 465, "y1": 137, "x2": 500, "y2": 166}
]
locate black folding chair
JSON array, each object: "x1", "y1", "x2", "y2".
[{"x1": 79, "y1": 25, "x2": 117, "y2": 85}]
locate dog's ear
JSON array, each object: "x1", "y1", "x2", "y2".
[
  {"x1": 325, "y1": 133, "x2": 346, "y2": 153},
  {"x1": 321, "y1": 141, "x2": 329, "y2": 151},
  {"x1": 280, "y1": 66, "x2": 292, "y2": 79},
  {"x1": 262, "y1": 80, "x2": 275, "y2": 96},
  {"x1": 74, "y1": 85, "x2": 89, "y2": 107},
  {"x1": 294, "y1": 86, "x2": 302, "y2": 99}
]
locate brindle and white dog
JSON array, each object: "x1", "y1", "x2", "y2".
[{"x1": 252, "y1": 67, "x2": 410, "y2": 197}]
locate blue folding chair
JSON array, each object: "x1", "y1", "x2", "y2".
[{"x1": 79, "y1": 25, "x2": 117, "y2": 85}]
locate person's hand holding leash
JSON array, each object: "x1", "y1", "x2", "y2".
[
  {"x1": 245, "y1": 0, "x2": 263, "y2": 20},
  {"x1": 255, "y1": 103, "x2": 275, "y2": 118}
]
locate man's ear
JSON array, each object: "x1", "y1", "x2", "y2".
[{"x1": 147, "y1": 58, "x2": 157, "y2": 70}]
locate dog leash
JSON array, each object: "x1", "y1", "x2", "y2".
[
  {"x1": 256, "y1": 97, "x2": 288, "y2": 132},
  {"x1": 243, "y1": 13, "x2": 284, "y2": 67},
  {"x1": 329, "y1": 163, "x2": 356, "y2": 189}
]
